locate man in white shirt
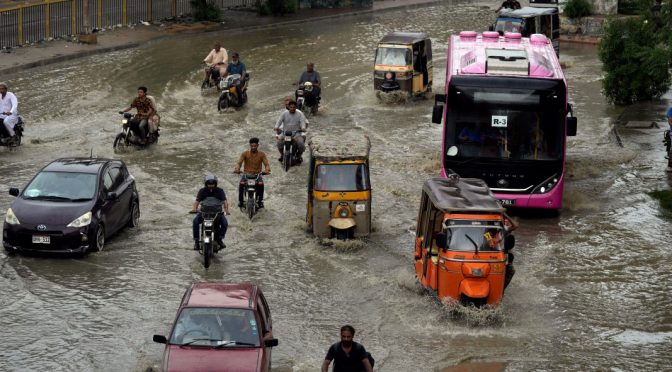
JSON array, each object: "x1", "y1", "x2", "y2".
[
  {"x1": 0, "y1": 82, "x2": 19, "y2": 143},
  {"x1": 275, "y1": 100, "x2": 307, "y2": 162},
  {"x1": 203, "y1": 42, "x2": 228, "y2": 87}
]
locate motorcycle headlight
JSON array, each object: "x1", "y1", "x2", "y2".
[
  {"x1": 5, "y1": 208, "x2": 20, "y2": 225},
  {"x1": 67, "y1": 211, "x2": 92, "y2": 228}
]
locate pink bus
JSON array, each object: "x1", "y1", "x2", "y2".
[{"x1": 431, "y1": 31, "x2": 577, "y2": 210}]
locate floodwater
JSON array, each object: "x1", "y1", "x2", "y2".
[{"x1": 1, "y1": 2, "x2": 672, "y2": 371}]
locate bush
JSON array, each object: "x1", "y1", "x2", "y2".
[
  {"x1": 563, "y1": 0, "x2": 592, "y2": 18},
  {"x1": 618, "y1": 0, "x2": 650, "y2": 15},
  {"x1": 266, "y1": 0, "x2": 297, "y2": 15},
  {"x1": 598, "y1": 16, "x2": 672, "y2": 104},
  {"x1": 190, "y1": 0, "x2": 221, "y2": 22}
]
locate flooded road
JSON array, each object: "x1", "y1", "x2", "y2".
[{"x1": 1, "y1": 2, "x2": 672, "y2": 371}]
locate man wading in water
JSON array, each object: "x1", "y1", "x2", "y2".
[{"x1": 321, "y1": 325, "x2": 373, "y2": 372}]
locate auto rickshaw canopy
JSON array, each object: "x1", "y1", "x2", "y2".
[
  {"x1": 379, "y1": 32, "x2": 430, "y2": 46},
  {"x1": 307, "y1": 133, "x2": 371, "y2": 162},
  {"x1": 499, "y1": 6, "x2": 557, "y2": 18},
  {"x1": 422, "y1": 176, "x2": 505, "y2": 214}
]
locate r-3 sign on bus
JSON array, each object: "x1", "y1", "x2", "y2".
[{"x1": 431, "y1": 31, "x2": 578, "y2": 210}]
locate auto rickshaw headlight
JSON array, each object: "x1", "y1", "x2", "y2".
[
  {"x1": 472, "y1": 268, "x2": 483, "y2": 277},
  {"x1": 385, "y1": 72, "x2": 394, "y2": 80},
  {"x1": 339, "y1": 208, "x2": 349, "y2": 218}
]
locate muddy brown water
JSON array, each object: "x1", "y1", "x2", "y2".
[{"x1": 1, "y1": 3, "x2": 671, "y2": 371}]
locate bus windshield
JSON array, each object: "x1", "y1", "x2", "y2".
[
  {"x1": 375, "y1": 47, "x2": 412, "y2": 66},
  {"x1": 446, "y1": 83, "x2": 565, "y2": 161}
]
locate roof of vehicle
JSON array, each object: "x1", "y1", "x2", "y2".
[
  {"x1": 499, "y1": 6, "x2": 558, "y2": 17},
  {"x1": 423, "y1": 177, "x2": 505, "y2": 213},
  {"x1": 379, "y1": 31, "x2": 429, "y2": 45},
  {"x1": 184, "y1": 282, "x2": 257, "y2": 309},
  {"x1": 42, "y1": 158, "x2": 119, "y2": 174},
  {"x1": 308, "y1": 133, "x2": 370, "y2": 161}
]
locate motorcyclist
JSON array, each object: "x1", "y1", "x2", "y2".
[
  {"x1": 296, "y1": 62, "x2": 321, "y2": 108},
  {"x1": 234, "y1": 137, "x2": 271, "y2": 209},
  {"x1": 274, "y1": 100, "x2": 307, "y2": 163},
  {"x1": 222, "y1": 52, "x2": 247, "y2": 107},
  {"x1": 284, "y1": 95, "x2": 309, "y2": 127},
  {"x1": 119, "y1": 86, "x2": 155, "y2": 145},
  {"x1": 202, "y1": 42, "x2": 228, "y2": 88},
  {"x1": 190, "y1": 175, "x2": 230, "y2": 251},
  {"x1": 0, "y1": 82, "x2": 19, "y2": 145}
]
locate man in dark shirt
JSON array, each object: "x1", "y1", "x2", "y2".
[
  {"x1": 190, "y1": 175, "x2": 230, "y2": 250},
  {"x1": 321, "y1": 325, "x2": 373, "y2": 372},
  {"x1": 120, "y1": 86, "x2": 154, "y2": 144}
]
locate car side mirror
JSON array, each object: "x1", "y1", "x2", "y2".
[
  {"x1": 153, "y1": 335, "x2": 167, "y2": 344},
  {"x1": 264, "y1": 338, "x2": 279, "y2": 347},
  {"x1": 106, "y1": 192, "x2": 118, "y2": 201},
  {"x1": 505, "y1": 235, "x2": 515, "y2": 251},
  {"x1": 567, "y1": 116, "x2": 577, "y2": 136},
  {"x1": 9, "y1": 188, "x2": 19, "y2": 197}
]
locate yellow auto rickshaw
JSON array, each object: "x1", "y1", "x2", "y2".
[
  {"x1": 373, "y1": 31, "x2": 433, "y2": 96},
  {"x1": 306, "y1": 134, "x2": 371, "y2": 240}
]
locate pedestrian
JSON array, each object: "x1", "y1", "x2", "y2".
[{"x1": 321, "y1": 325, "x2": 373, "y2": 372}]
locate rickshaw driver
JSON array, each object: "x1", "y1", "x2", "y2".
[
  {"x1": 234, "y1": 137, "x2": 271, "y2": 209},
  {"x1": 274, "y1": 100, "x2": 307, "y2": 162}
]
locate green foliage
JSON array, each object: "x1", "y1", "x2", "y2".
[
  {"x1": 618, "y1": 0, "x2": 649, "y2": 15},
  {"x1": 563, "y1": 0, "x2": 592, "y2": 18},
  {"x1": 190, "y1": 0, "x2": 221, "y2": 22},
  {"x1": 266, "y1": 0, "x2": 297, "y2": 15},
  {"x1": 598, "y1": 16, "x2": 672, "y2": 104},
  {"x1": 649, "y1": 190, "x2": 672, "y2": 219}
]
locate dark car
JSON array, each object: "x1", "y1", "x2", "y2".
[
  {"x1": 3, "y1": 157, "x2": 140, "y2": 255},
  {"x1": 153, "y1": 283, "x2": 279, "y2": 372}
]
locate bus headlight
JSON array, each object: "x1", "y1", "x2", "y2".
[{"x1": 532, "y1": 174, "x2": 560, "y2": 194}]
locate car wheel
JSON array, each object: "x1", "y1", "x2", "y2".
[
  {"x1": 91, "y1": 223, "x2": 105, "y2": 252},
  {"x1": 128, "y1": 200, "x2": 140, "y2": 228}
]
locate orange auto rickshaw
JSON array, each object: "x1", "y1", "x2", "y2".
[{"x1": 414, "y1": 176, "x2": 517, "y2": 307}]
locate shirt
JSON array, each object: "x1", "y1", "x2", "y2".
[
  {"x1": 235, "y1": 150, "x2": 270, "y2": 174},
  {"x1": 196, "y1": 187, "x2": 226, "y2": 202},
  {"x1": 275, "y1": 110, "x2": 306, "y2": 133},
  {"x1": 298, "y1": 70, "x2": 321, "y2": 85},
  {"x1": 0, "y1": 92, "x2": 18, "y2": 117},
  {"x1": 666, "y1": 107, "x2": 672, "y2": 119},
  {"x1": 130, "y1": 96, "x2": 154, "y2": 120},
  {"x1": 325, "y1": 341, "x2": 368, "y2": 372},
  {"x1": 227, "y1": 61, "x2": 247, "y2": 76},
  {"x1": 204, "y1": 48, "x2": 228, "y2": 65}
]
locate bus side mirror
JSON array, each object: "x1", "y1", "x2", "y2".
[
  {"x1": 505, "y1": 235, "x2": 515, "y2": 251},
  {"x1": 567, "y1": 116, "x2": 577, "y2": 136},
  {"x1": 432, "y1": 94, "x2": 445, "y2": 124},
  {"x1": 488, "y1": 25, "x2": 494, "y2": 31}
]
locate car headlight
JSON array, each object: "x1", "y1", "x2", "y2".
[
  {"x1": 67, "y1": 211, "x2": 92, "y2": 227},
  {"x1": 5, "y1": 208, "x2": 20, "y2": 225}
]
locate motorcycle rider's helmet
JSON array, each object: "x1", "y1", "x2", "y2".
[
  {"x1": 204, "y1": 174, "x2": 218, "y2": 187},
  {"x1": 303, "y1": 81, "x2": 313, "y2": 92}
]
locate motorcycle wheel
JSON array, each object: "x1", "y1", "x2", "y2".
[
  {"x1": 218, "y1": 95, "x2": 229, "y2": 111},
  {"x1": 203, "y1": 242, "x2": 212, "y2": 269},
  {"x1": 113, "y1": 133, "x2": 128, "y2": 152},
  {"x1": 283, "y1": 150, "x2": 291, "y2": 172},
  {"x1": 247, "y1": 198, "x2": 255, "y2": 220}
]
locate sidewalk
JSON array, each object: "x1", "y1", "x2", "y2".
[{"x1": 0, "y1": 0, "x2": 446, "y2": 76}]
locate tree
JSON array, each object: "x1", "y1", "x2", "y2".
[{"x1": 598, "y1": 14, "x2": 672, "y2": 105}]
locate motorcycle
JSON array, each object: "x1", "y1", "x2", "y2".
[
  {"x1": 113, "y1": 112, "x2": 159, "y2": 152},
  {"x1": 218, "y1": 73, "x2": 249, "y2": 111},
  {"x1": 237, "y1": 172, "x2": 269, "y2": 220},
  {"x1": 280, "y1": 130, "x2": 304, "y2": 172},
  {"x1": 201, "y1": 63, "x2": 223, "y2": 91},
  {"x1": 296, "y1": 81, "x2": 319, "y2": 116},
  {"x1": 194, "y1": 198, "x2": 226, "y2": 269},
  {"x1": 0, "y1": 116, "x2": 24, "y2": 149}
]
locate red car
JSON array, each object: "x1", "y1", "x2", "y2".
[{"x1": 153, "y1": 283, "x2": 279, "y2": 372}]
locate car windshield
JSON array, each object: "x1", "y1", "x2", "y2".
[
  {"x1": 22, "y1": 171, "x2": 97, "y2": 201},
  {"x1": 375, "y1": 47, "x2": 411, "y2": 66},
  {"x1": 169, "y1": 308, "x2": 260, "y2": 347},
  {"x1": 443, "y1": 220, "x2": 504, "y2": 252},
  {"x1": 315, "y1": 164, "x2": 369, "y2": 192}
]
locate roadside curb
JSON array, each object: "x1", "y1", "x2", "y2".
[{"x1": 0, "y1": 0, "x2": 442, "y2": 76}]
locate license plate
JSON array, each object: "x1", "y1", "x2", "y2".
[
  {"x1": 247, "y1": 180, "x2": 256, "y2": 186},
  {"x1": 32, "y1": 235, "x2": 50, "y2": 244},
  {"x1": 500, "y1": 199, "x2": 516, "y2": 206}
]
